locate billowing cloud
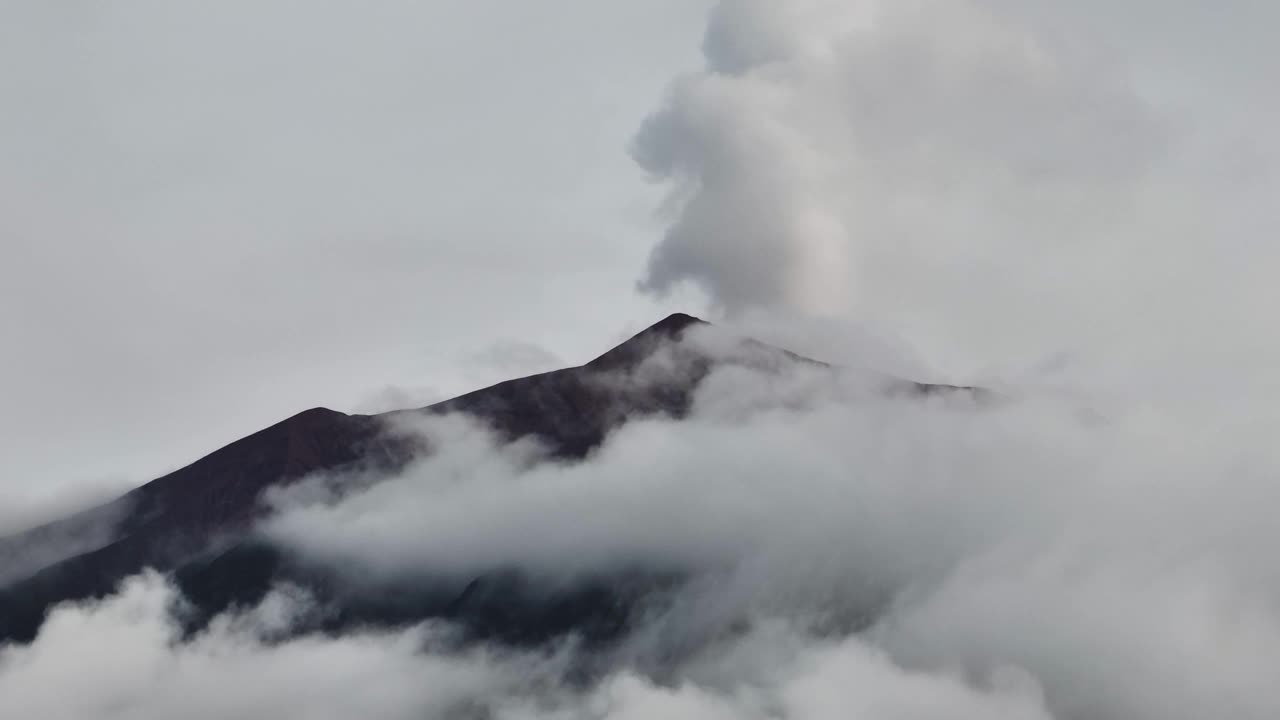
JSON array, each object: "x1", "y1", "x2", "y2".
[
  {"x1": 250, "y1": 325, "x2": 1280, "y2": 718},
  {"x1": 9, "y1": 330, "x2": 1280, "y2": 717},
  {"x1": 634, "y1": 0, "x2": 1280, "y2": 380},
  {"x1": 0, "y1": 573, "x2": 560, "y2": 720},
  {"x1": 0, "y1": 573, "x2": 1054, "y2": 720}
]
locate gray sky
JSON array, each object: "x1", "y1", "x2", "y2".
[
  {"x1": 1, "y1": 0, "x2": 713, "y2": 522},
  {"x1": 5, "y1": 0, "x2": 1280, "y2": 529}
]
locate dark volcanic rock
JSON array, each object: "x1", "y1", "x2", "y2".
[
  {"x1": 422, "y1": 312, "x2": 711, "y2": 457},
  {"x1": 0, "y1": 408, "x2": 396, "y2": 643},
  {"x1": 0, "y1": 313, "x2": 979, "y2": 648},
  {"x1": 0, "y1": 314, "x2": 714, "y2": 645}
]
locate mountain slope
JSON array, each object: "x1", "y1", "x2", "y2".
[{"x1": 0, "y1": 314, "x2": 972, "y2": 647}]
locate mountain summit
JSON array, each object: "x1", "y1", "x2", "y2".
[{"x1": 0, "y1": 314, "x2": 969, "y2": 647}]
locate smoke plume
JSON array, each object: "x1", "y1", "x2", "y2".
[{"x1": 634, "y1": 0, "x2": 1280, "y2": 379}]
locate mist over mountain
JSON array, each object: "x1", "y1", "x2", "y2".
[
  {"x1": 6, "y1": 1, "x2": 1280, "y2": 719},
  {"x1": 5, "y1": 310, "x2": 1280, "y2": 720},
  {"x1": 0, "y1": 315, "x2": 975, "y2": 646}
]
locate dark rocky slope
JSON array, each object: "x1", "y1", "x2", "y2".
[{"x1": 0, "y1": 314, "x2": 973, "y2": 647}]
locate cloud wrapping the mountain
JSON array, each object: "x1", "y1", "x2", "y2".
[
  {"x1": 0, "y1": 573, "x2": 558, "y2": 720},
  {"x1": 259, "y1": 332, "x2": 1280, "y2": 719},
  {"x1": 5, "y1": 2, "x2": 1280, "y2": 719},
  {"x1": 8, "y1": 335, "x2": 1280, "y2": 718},
  {"x1": 0, "y1": 574, "x2": 1052, "y2": 720}
]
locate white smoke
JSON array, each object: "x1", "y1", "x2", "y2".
[{"x1": 635, "y1": 0, "x2": 1280, "y2": 379}]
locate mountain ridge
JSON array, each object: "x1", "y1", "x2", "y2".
[{"x1": 0, "y1": 313, "x2": 976, "y2": 647}]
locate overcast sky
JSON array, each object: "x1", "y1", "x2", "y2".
[
  {"x1": 1, "y1": 0, "x2": 714, "y2": 521},
  {"x1": 5, "y1": 0, "x2": 1280, "y2": 530}
]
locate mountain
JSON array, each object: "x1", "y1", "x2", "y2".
[{"x1": 0, "y1": 313, "x2": 973, "y2": 648}]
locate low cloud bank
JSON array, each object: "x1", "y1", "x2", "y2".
[
  {"x1": 5, "y1": 330, "x2": 1280, "y2": 719},
  {"x1": 7, "y1": 339, "x2": 1280, "y2": 718},
  {"x1": 0, "y1": 573, "x2": 1052, "y2": 720}
]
